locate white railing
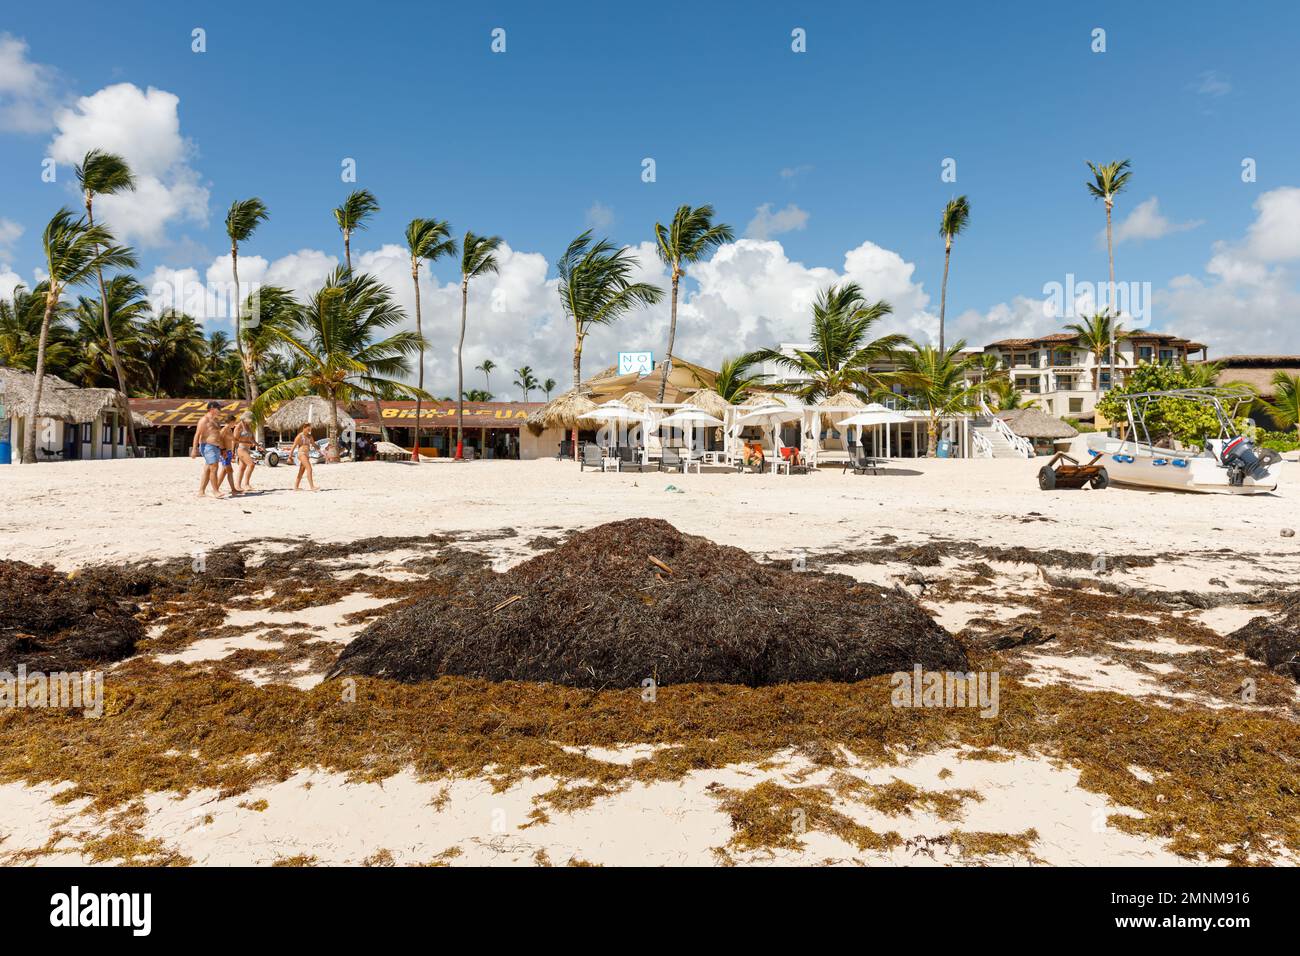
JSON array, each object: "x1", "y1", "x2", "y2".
[
  {"x1": 971, "y1": 429, "x2": 993, "y2": 459},
  {"x1": 979, "y1": 400, "x2": 1035, "y2": 458}
]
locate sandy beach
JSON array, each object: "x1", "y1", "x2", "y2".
[{"x1": 1, "y1": 455, "x2": 1297, "y2": 867}]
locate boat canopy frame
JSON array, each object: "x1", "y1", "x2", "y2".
[{"x1": 1114, "y1": 386, "x2": 1255, "y2": 452}]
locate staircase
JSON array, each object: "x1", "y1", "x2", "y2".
[{"x1": 973, "y1": 416, "x2": 1033, "y2": 459}]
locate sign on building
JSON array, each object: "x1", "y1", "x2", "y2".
[{"x1": 617, "y1": 351, "x2": 654, "y2": 375}]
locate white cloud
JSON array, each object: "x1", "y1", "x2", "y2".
[
  {"x1": 1194, "y1": 70, "x2": 1231, "y2": 98},
  {"x1": 0, "y1": 217, "x2": 22, "y2": 255},
  {"x1": 779, "y1": 164, "x2": 813, "y2": 180},
  {"x1": 0, "y1": 33, "x2": 59, "y2": 133},
  {"x1": 0, "y1": 262, "x2": 25, "y2": 302},
  {"x1": 1111, "y1": 196, "x2": 1202, "y2": 245},
  {"x1": 744, "y1": 203, "x2": 809, "y2": 240},
  {"x1": 48, "y1": 83, "x2": 209, "y2": 246},
  {"x1": 584, "y1": 201, "x2": 614, "y2": 231}
]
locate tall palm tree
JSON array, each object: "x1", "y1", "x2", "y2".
[
  {"x1": 1065, "y1": 311, "x2": 1125, "y2": 399},
  {"x1": 750, "y1": 283, "x2": 903, "y2": 401},
  {"x1": 70, "y1": 275, "x2": 150, "y2": 389},
  {"x1": 0, "y1": 283, "x2": 74, "y2": 376},
  {"x1": 75, "y1": 149, "x2": 140, "y2": 451},
  {"x1": 240, "y1": 284, "x2": 298, "y2": 410},
  {"x1": 456, "y1": 231, "x2": 502, "y2": 458},
  {"x1": 542, "y1": 377, "x2": 557, "y2": 400},
  {"x1": 463, "y1": 388, "x2": 493, "y2": 402},
  {"x1": 652, "y1": 204, "x2": 734, "y2": 401},
  {"x1": 1086, "y1": 159, "x2": 1133, "y2": 387},
  {"x1": 476, "y1": 358, "x2": 497, "y2": 392},
  {"x1": 197, "y1": 330, "x2": 241, "y2": 397},
  {"x1": 512, "y1": 365, "x2": 538, "y2": 401},
  {"x1": 558, "y1": 230, "x2": 663, "y2": 390},
  {"x1": 404, "y1": 217, "x2": 455, "y2": 460},
  {"x1": 23, "y1": 209, "x2": 136, "y2": 463},
  {"x1": 1261, "y1": 371, "x2": 1300, "y2": 443},
  {"x1": 708, "y1": 353, "x2": 769, "y2": 403},
  {"x1": 137, "y1": 309, "x2": 206, "y2": 397},
  {"x1": 893, "y1": 339, "x2": 984, "y2": 456},
  {"x1": 937, "y1": 195, "x2": 970, "y2": 353},
  {"x1": 225, "y1": 198, "x2": 269, "y2": 416},
  {"x1": 335, "y1": 189, "x2": 380, "y2": 272},
  {"x1": 252, "y1": 268, "x2": 429, "y2": 455}
]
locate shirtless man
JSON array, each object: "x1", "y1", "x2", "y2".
[
  {"x1": 216, "y1": 415, "x2": 241, "y2": 496},
  {"x1": 190, "y1": 403, "x2": 226, "y2": 498},
  {"x1": 233, "y1": 413, "x2": 257, "y2": 492}
]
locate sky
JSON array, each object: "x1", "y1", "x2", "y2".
[{"x1": 2, "y1": 0, "x2": 1299, "y2": 397}]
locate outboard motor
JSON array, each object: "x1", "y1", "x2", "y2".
[{"x1": 1220, "y1": 435, "x2": 1280, "y2": 486}]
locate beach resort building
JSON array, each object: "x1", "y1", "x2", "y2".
[{"x1": 0, "y1": 369, "x2": 139, "y2": 464}]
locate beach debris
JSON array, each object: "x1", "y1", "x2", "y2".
[
  {"x1": 329, "y1": 518, "x2": 969, "y2": 688},
  {"x1": 663, "y1": 484, "x2": 684, "y2": 493},
  {"x1": 1281, "y1": 528, "x2": 1295, "y2": 538},
  {"x1": 0, "y1": 560, "x2": 142, "y2": 671},
  {"x1": 491, "y1": 595, "x2": 523, "y2": 613},
  {"x1": 1231, "y1": 598, "x2": 1300, "y2": 682},
  {"x1": 965, "y1": 625, "x2": 1053, "y2": 652}
]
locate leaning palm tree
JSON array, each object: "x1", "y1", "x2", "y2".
[
  {"x1": 23, "y1": 209, "x2": 136, "y2": 463},
  {"x1": 708, "y1": 353, "x2": 769, "y2": 403},
  {"x1": 404, "y1": 217, "x2": 456, "y2": 459},
  {"x1": 893, "y1": 339, "x2": 985, "y2": 456},
  {"x1": 512, "y1": 365, "x2": 538, "y2": 401},
  {"x1": 937, "y1": 195, "x2": 970, "y2": 352},
  {"x1": 476, "y1": 358, "x2": 497, "y2": 392},
  {"x1": 0, "y1": 282, "x2": 75, "y2": 376},
  {"x1": 251, "y1": 268, "x2": 429, "y2": 456},
  {"x1": 225, "y1": 197, "x2": 269, "y2": 409},
  {"x1": 334, "y1": 189, "x2": 380, "y2": 272},
  {"x1": 652, "y1": 204, "x2": 734, "y2": 401},
  {"x1": 1065, "y1": 310, "x2": 1125, "y2": 400},
  {"x1": 456, "y1": 231, "x2": 502, "y2": 458},
  {"x1": 1086, "y1": 159, "x2": 1133, "y2": 386},
  {"x1": 558, "y1": 230, "x2": 664, "y2": 390},
  {"x1": 75, "y1": 149, "x2": 140, "y2": 452},
  {"x1": 750, "y1": 283, "x2": 903, "y2": 401},
  {"x1": 1261, "y1": 371, "x2": 1300, "y2": 443},
  {"x1": 542, "y1": 377, "x2": 557, "y2": 400}
]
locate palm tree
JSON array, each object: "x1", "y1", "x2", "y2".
[
  {"x1": 70, "y1": 275, "x2": 149, "y2": 389},
  {"x1": 558, "y1": 230, "x2": 663, "y2": 390},
  {"x1": 0, "y1": 283, "x2": 74, "y2": 376},
  {"x1": 75, "y1": 149, "x2": 140, "y2": 452},
  {"x1": 512, "y1": 365, "x2": 538, "y2": 401},
  {"x1": 1261, "y1": 371, "x2": 1300, "y2": 443},
  {"x1": 463, "y1": 388, "x2": 493, "y2": 402},
  {"x1": 197, "y1": 330, "x2": 241, "y2": 397},
  {"x1": 1180, "y1": 360, "x2": 1224, "y2": 389},
  {"x1": 1086, "y1": 159, "x2": 1133, "y2": 387},
  {"x1": 252, "y1": 268, "x2": 429, "y2": 455},
  {"x1": 652, "y1": 204, "x2": 734, "y2": 401},
  {"x1": 240, "y1": 285, "x2": 298, "y2": 411},
  {"x1": 542, "y1": 377, "x2": 557, "y2": 400},
  {"x1": 750, "y1": 283, "x2": 903, "y2": 401},
  {"x1": 456, "y1": 231, "x2": 502, "y2": 458},
  {"x1": 23, "y1": 209, "x2": 136, "y2": 463},
  {"x1": 225, "y1": 197, "x2": 269, "y2": 414},
  {"x1": 1065, "y1": 311, "x2": 1125, "y2": 399},
  {"x1": 476, "y1": 358, "x2": 497, "y2": 392},
  {"x1": 404, "y1": 217, "x2": 455, "y2": 460},
  {"x1": 137, "y1": 309, "x2": 206, "y2": 397},
  {"x1": 937, "y1": 196, "x2": 970, "y2": 353},
  {"x1": 708, "y1": 353, "x2": 769, "y2": 403},
  {"x1": 334, "y1": 189, "x2": 380, "y2": 272},
  {"x1": 893, "y1": 339, "x2": 984, "y2": 456}
]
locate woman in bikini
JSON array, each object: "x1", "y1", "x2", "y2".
[
  {"x1": 292, "y1": 423, "x2": 319, "y2": 492},
  {"x1": 233, "y1": 413, "x2": 257, "y2": 492}
]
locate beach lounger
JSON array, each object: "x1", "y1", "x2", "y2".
[
  {"x1": 580, "y1": 444, "x2": 609, "y2": 472},
  {"x1": 842, "y1": 450, "x2": 881, "y2": 475},
  {"x1": 618, "y1": 446, "x2": 645, "y2": 472},
  {"x1": 659, "y1": 447, "x2": 686, "y2": 473}
]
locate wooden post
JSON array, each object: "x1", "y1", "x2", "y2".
[{"x1": 168, "y1": 424, "x2": 175, "y2": 457}]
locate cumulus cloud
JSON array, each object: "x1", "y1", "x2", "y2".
[
  {"x1": 0, "y1": 217, "x2": 22, "y2": 255},
  {"x1": 0, "y1": 262, "x2": 25, "y2": 302},
  {"x1": 1111, "y1": 196, "x2": 1202, "y2": 245},
  {"x1": 744, "y1": 203, "x2": 809, "y2": 240},
  {"x1": 584, "y1": 201, "x2": 614, "y2": 231},
  {"x1": 48, "y1": 83, "x2": 209, "y2": 246},
  {"x1": 0, "y1": 33, "x2": 59, "y2": 133}
]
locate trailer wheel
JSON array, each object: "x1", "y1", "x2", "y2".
[
  {"x1": 1038, "y1": 466, "x2": 1056, "y2": 490},
  {"x1": 266, "y1": 451, "x2": 280, "y2": 468},
  {"x1": 1090, "y1": 467, "x2": 1109, "y2": 490}
]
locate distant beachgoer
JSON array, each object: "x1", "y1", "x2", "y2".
[
  {"x1": 190, "y1": 403, "x2": 225, "y2": 498},
  {"x1": 233, "y1": 413, "x2": 257, "y2": 491},
  {"x1": 292, "y1": 424, "x2": 319, "y2": 492},
  {"x1": 217, "y1": 415, "x2": 241, "y2": 496}
]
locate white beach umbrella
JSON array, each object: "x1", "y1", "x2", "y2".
[
  {"x1": 658, "y1": 406, "x2": 725, "y2": 428},
  {"x1": 837, "y1": 407, "x2": 911, "y2": 428}
]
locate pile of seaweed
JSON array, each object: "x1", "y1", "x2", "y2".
[
  {"x1": 1233, "y1": 598, "x2": 1300, "y2": 682},
  {"x1": 330, "y1": 518, "x2": 968, "y2": 688},
  {"x1": 0, "y1": 560, "x2": 143, "y2": 671}
]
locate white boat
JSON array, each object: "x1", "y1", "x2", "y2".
[{"x1": 1080, "y1": 387, "x2": 1281, "y2": 495}]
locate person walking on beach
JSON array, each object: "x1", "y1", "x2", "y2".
[
  {"x1": 292, "y1": 423, "x2": 319, "y2": 492},
  {"x1": 216, "y1": 415, "x2": 241, "y2": 496},
  {"x1": 190, "y1": 403, "x2": 226, "y2": 498},
  {"x1": 233, "y1": 412, "x2": 257, "y2": 492}
]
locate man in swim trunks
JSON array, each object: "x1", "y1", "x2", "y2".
[
  {"x1": 190, "y1": 403, "x2": 226, "y2": 498},
  {"x1": 216, "y1": 414, "x2": 241, "y2": 496}
]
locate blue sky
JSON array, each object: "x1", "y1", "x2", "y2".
[{"x1": 3, "y1": 1, "x2": 1299, "y2": 392}]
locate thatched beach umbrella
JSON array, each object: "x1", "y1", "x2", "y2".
[
  {"x1": 815, "y1": 389, "x2": 866, "y2": 430},
  {"x1": 265, "y1": 396, "x2": 356, "y2": 437},
  {"x1": 683, "y1": 387, "x2": 731, "y2": 419},
  {"x1": 998, "y1": 408, "x2": 1078, "y2": 440},
  {"x1": 525, "y1": 389, "x2": 599, "y2": 435}
]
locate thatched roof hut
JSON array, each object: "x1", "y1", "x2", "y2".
[
  {"x1": 616, "y1": 391, "x2": 653, "y2": 415},
  {"x1": 683, "y1": 388, "x2": 731, "y2": 419},
  {"x1": 264, "y1": 396, "x2": 355, "y2": 434},
  {"x1": 816, "y1": 390, "x2": 866, "y2": 429},
  {"x1": 0, "y1": 368, "x2": 129, "y2": 423},
  {"x1": 999, "y1": 408, "x2": 1078, "y2": 440},
  {"x1": 525, "y1": 389, "x2": 598, "y2": 435}
]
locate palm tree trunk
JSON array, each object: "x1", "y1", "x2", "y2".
[
  {"x1": 657, "y1": 270, "x2": 680, "y2": 403},
  {"x1": 344, "y1": 231, "x2": 351, "y2": 273},
  {"x1": 928, "y1": 415, "x2": 939, "y2": 457},
  {"x1": 572, "y1": 337, "x2": 583, "y2": 461},
  {"x1": 412, "y1": 267, "x2": 423, "y2": 462},
  {"x1": 231, "y1": 248, "x2": 264, "y2": 443},
  {"x1": 86, "y1": 198, "x2": 138, "y2": 457},
  {"x1": 456, "y1": 279, "x2": 467, "y2": 458},
  {"x1": 938, "y1": 241, "x2": 952, "y2": 353},
  {"x1": 1106, "y1": 202, "x2": 1116, "y2": 390},
  {"x1": 328, "y1": 396, "x2": 341, "y2": 458},
  {"x1": 24, "y1": 292, "x2": 58, "y2": 463}
]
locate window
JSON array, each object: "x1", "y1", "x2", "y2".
[
  {"x1": 1158, "y1": 349, "x2": 1174, "y2": 364},
  {"x1": 1011, "y1": 352, "x2": 1028, "y2": 366},
  {"x1": 81, "y1": 423, "x2": 91, "y2": 442},
  {"x1": 1015, "y1": 376, "x2": 1041, "y2": 394},
  {"x1": 102, "y1": 422, "x2": 113, "y2": 444},
  {"x1": 1000, "y1": 353, "x2": 1012, "y2": 369},
  {"x1": 1138, "y1": 345, "x2": 1154, "y2": 362},
  {"x1": 1027, "y1": 351, "x2": 1040, "y2": 367},
  {"x1": 1100, "y1": 371, "x2": 1112, "y2": 390},
  {"x1": 1056, "y1": 376, "x2": 1078, "y2": 391},
  {"x1": 1053, "y1": 349, "x2": 1074, "y2": 366},
  {"x1": 1069, "y1": 397, "x2": 1084, "y2": 414}
]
